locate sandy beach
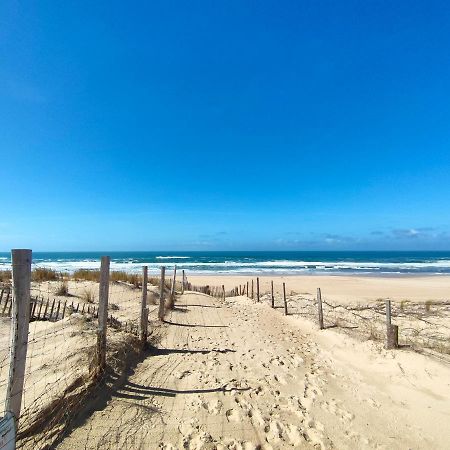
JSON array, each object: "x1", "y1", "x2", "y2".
[
  {"x1": 188, "y1": 274, "x2": 450, "y2": 303},
  {"x1": 0, "y1": 273, "x2": 448, "y2": 449}
]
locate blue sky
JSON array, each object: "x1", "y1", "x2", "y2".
[{"x1": 1, "y1": 0, "x2": 449, "y2": 251}]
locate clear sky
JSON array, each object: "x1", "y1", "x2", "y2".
[{"x1": 1, "y1": 1, "x2": 449, "y2": 251}]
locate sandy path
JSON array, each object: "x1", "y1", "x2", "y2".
[{"x1": 57, "y1": 292, "x2": 450, "y2": 449}]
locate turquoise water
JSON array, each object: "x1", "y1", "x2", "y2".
[{"x1": 1, "y1": 251, "x2": 450, "y2": 275}]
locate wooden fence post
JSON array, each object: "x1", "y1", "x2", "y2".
[
  {"x1": 168, "y1": 266, "x2": 177, "y2": 309},
  {"x1": 6, "y1": 249, "x2": 32, "y2": 422},
  {"x1": 385, "y1": 300, "x2": 398, "y2": 349},
  {"x1": 139, "y1": 266, "x2": 149, "y2": 348},
  {"x1": 251, "y1": 280, "x2": 254, "y2": 299},
  {"x1": 271, "y1": 281, "x2": 274, "y2": 308},
  {"x1": 181, "y1": 270, "x2": 185, "y2": 294},
  {"x1": 256, "y1": 277, "x2": 260, "y2": 302},
  {"x1": 97, "y1": 256, "x2": 110, "y2": 372},
  {"x1": 283, "y1": 282, "x2": 288, "y2": 315},
  {"x1": 158, "y1": 266, "x2": 166, "y2": 321},
  {"x1": 317, "y1": 288, "x2": 324, "y2": 330},
  {"x1": 222, "y1": 285, "x2": 225, "y2": 301}
]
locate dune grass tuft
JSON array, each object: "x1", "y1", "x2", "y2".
[
  {"x1": 110, "y1": 271, "x2": 142, "y2": 288},
  {"x1": 55, "y1": 281, "x2": 70, "y2": 296},
  {"x1": 0, "y1": 270, "x2": 12, "y2": 283},
  {"x1": 32, "y1": 267, "x2": 60, "y2": 282},
  {"x1": 82, "y1": 288, "x2": 95, "y2": 303},
  {"x1": 72, "y1": 270, "x2": 100, "y2": 282}
]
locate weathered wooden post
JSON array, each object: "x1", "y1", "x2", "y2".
[
  {"x1": 256, "y1": 277, "x2": 260, "y2": 302},
  {"x1": 283, "y1": 282, "x2": 288, "y2": 315},
  {"x1": 6, "y1": 249, "x2": 32, "y2": 423},
  {"x1": 158, "y1": 266, "x2": 166, "y2": 320},
  {"x1": 246, "y1": 281, "x2": 249, "y2": 297},
  {"x1": 97, "y1": 256, "x2": 110, "y2": 372},
  {"x1": 140, "y1": 266, "x2": 149, "y2": 348},
  {"x1": 251, "y1": 280, "x2": 254, "y2": 299},
  {"x1": 168, "y1": 266, "x2": 177, "y2": 309},
  {"x1": 181, "y1": 269, "x2": 185, "y2": 294},
  {"x1": 317, "y1": 288, "x2": 324, "y2": 330},
  {"x1": 271, "y1": 280, "x2": 274, "y2": 308},
  {"x1": 222, "y1": 285, "x2": 225, "y2": 301},
  {"x1": 385, "y1": 300, "x2": 398, "y2": 349}
]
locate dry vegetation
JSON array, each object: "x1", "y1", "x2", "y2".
[
  {"x1": 55, "y1": 281, "x2": 70, "y2": 296},
  {"x1": 0, "y1": 269, "x2": 12, "y2": 282},
  {"x1": 32, "y1": 268, "x2": 60, "y2": 282}
]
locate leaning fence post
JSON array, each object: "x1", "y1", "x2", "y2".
[
  {"x1": 256, "y1": 277, "x2": 260, "y2": 302},
  {"x1": 251, "y1": 280, "x2": 254, "y2": 299},
  {"x1": 222, "y1": 285, "x2": 225, "y2": 301},
  {"x1": 317, "y1": 288, "x2": 324, "y2": 330},
  {"x1": 97, "y1": 256, "x2": 110, "y2": 373},
  {"x1": 271, "y1": 280, "x2": 274, "y2": 308},
  {"x1": 140, "y1": 266, "x2": 149, "y2": 348},
  {"x1": 6, "y1": 249, "x2": 32, "y2": 423},
  {"x1": 283, "y1": 282, "x2": 288, "y2": 315},
  {"x1": 385, "y1": 300, "x2": 398, "y2": 349},
  {"x1": 158, "y1": 266, "x2": 166, "y2": 320}
]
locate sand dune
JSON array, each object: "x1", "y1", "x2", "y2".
[{"x1": 56, "y1": 290, "x2": 450, "y2": 449}]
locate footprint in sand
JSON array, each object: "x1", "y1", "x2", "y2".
[
  {"x1": 225, "y1": 408, "x2": 241, "y2": 422},
  {"x1": 202, "y1": 399, "x2": 223, "y2": 415},
  {"x1": 321, "y1": 399, "x2": 354, "y2": 423}
]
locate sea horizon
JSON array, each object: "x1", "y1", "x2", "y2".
[{"x1": 2, "y1": 250, "x2": 450, "y2": 276}]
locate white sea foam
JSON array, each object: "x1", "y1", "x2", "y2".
[
  {"x1": 1, "y1": 257, "x2": 450, "y2": 274},
  {"x1": 155, "y1": 256, "x2": 190, "y2": 260}
]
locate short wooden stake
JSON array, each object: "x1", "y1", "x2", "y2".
[
  {"x1": 97, "y1": 256, "x2": 110, "y2": 372},
  {"x1": 55, "y1": 300, "x2": 61, "y2": 320},
  {"x1": 317, "y1": 288, "x2": 324, "y2": 329},
  {"x1": 251, "y1": 280, "x2": 254, "y2": 299},
  {"x1": 49, "y1": 299, "x2": 56, "y2": 320},
  {"x1": 158, "y1": 266, "x2": 166, "y2": 320},
  {"x1": 43, "y1": 298, "x2": 50, "y2": 319},
  {"x1": 6, "y1": 249, "x2": 32, "y2": 421},
  {"x1": 256, "y1": 277, "x2": 260, "y2": 302},
  {"x1": 385, "y1": 300, "x2": 398, "y2": 349},
  {"x1": 283, "y1": 282, "x2": 288, "y2": 315},
  {"x1": 271, "y1": 280, "x2": 274, "y2": 308},
  {"x1": 140, "y1": 266, "x2": 149, "y2": 348}
]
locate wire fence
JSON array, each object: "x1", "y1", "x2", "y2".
[
  {"x1": 231, "y1": 278, "x2": 450, "y2": 359},
  {"x1": 0, "y1": 253, "x2": 185, "y2": 450},
  {"x1": 1, "y1": 257, "x2": 449, "y2": 449}
]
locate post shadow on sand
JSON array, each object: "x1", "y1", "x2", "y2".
[
  {"x1": 113, "y1": 381, "x2": 250, "y2": 401},
  {"x1": 149, "y1": 347, "x2": 236, "y2": 357},
  {"x1": 162, "y1": 319, "x2": 227, "y2": 328},
  {"x1": 184, "y1": 304, "x2": 223, "y2": 309}
]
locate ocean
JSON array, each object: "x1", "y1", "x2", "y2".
[{"x1": 1, "y1": 251, "x2": 450, "y2": 276}]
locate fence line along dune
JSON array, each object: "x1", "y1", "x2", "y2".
[{"x1": 1, "y1": 252, "x2": 449, "y2": 449}]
